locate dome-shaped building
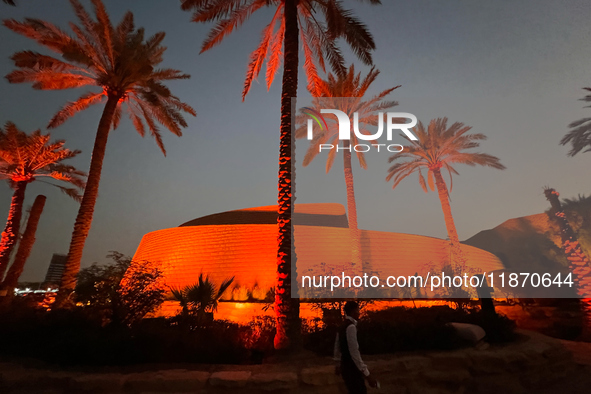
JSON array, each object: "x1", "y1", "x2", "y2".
[{"x1": 132, "y1": 203, "x2": 504, "y2": 299}]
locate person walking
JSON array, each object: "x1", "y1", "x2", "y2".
[{"x1": 334, "y1": 301, "x2": 378, "y2": 393}]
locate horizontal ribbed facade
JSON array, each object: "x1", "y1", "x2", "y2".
[{"x1": 132, "y1": 204, "x2": 504, "y2": 297}]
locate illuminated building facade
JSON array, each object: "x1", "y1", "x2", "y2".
[{"x1": 132, "y1": 204, "x2": 504, "y2": 299}]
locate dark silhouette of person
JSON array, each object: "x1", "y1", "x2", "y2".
[{"x1": 334, "y1": 301, "x2": 378, "y2": 393}]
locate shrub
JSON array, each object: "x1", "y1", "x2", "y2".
[
  {"x1": 117, "y1": 259, "x2": 167, "y2": 326},
  {"x1": 304, "y1": 305, "x2": 516, "y2": 356},
  {"x1": 170, "y1": 274, "x2": 234, "y2": 325},
  {"x1": 0, "y1": 304, "x2": 274, "y2": 366},
  {"x1": 75, "y1": 251, "x2": 166, "y2": 326}
]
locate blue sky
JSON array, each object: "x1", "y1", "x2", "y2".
[{"x1": 0, "y1": 0, "x2": 590, "y2": 281}]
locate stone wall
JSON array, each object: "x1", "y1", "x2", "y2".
[{"x1": 0, "y1": 330, "x2": 577, "y2": 394}]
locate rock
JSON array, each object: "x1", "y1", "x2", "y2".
[
  {"x1": 469, "y1": 351, "x2": 508, "y2": 375},
  {"x1": 520, "y1": 339, "x2": 553, "y2": 358},
  {"x1": 449, "y1": 322, "x2": 486, "y2": 344},
  {"x1": 542, "y1": 344, "x2": 573, "y2": 360},
  {"x1": 1, "y1": 390, "x2": 65, "y2": 394},
  {"x1": 125, "y1": 372, "x2": 163, "y2": 392},
  {"x1": 367, "y1": 358, "x2": 406, "y2": 375},
  {"x1": 301, "y1": 365, "x2": 339, "y2": 386},
  {"x1": 422, "y1": 369, "x2": 471, "y2": 384},
  {"x1": 70, "y1": 373, "x2": 125, "y2": 392},
  {"x1": 406, "y1": 383, "x2": 458, "y2": 394},
  {"x1": 209, "y1": 371, "x2": 251, "y2": 388},
  {"x1": 500, "y1": 352, "x2": 530, "y2": 372},
  {"x1": 159, "y1": 370, "x2": 210, "y2": 392},
  {"x1": 430, "y1": 352, "x2": 473, "y2": 370},
  {"x1": 466, "y1": 375, "x2": 526, "y2": 394},
  {"x1": 400, "y1": 356, "x2": 432, "y2": 373},
  {"x1": 125, "y1": 370, "x2": 210, "y2": 392},
  {"x1": 249, "y1": 372, "x2": 298, "y2": 391},
  {"x1": 0, "y1": 369, "x2": 72, "y2": 390}
]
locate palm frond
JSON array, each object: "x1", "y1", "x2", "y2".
[
  {"x1": 265, "y1": 17, "x2": 284, "y2": 90},
  {"x1": 200, "y1": 0, "x2": 267, "y2": 53},
  {"x1": 48, "y1": 91, "x2": 105, "y2": 128},
  {"x1": 300, "y1": 23, "x2": 323, "y2": 96},
  {"x1": 42, "y1": 181, "x2": 83, "y2": 202},
  {"x1": 6, "y1": 69, "x2": 94, "y2": 90},
  {"x1": 386, "y1": 117, "x2": 505, "y2": 193},
  {"x1": 6, "y1": 0, "x2": 195, "y2": 151},
  {"x1": 242, "y1": 5, "x2": 282, "y2": 100},
  {"x1": 183, "y1": 0, "x2": 379, "y2": 99}
]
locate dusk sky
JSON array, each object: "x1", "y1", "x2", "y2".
[{"x1": 1, "y1": 0, "x2": 590, "y2": 282}]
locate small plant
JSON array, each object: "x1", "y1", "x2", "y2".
[{"x1": 171, "y1": 274, "x2": 234, "y2": 325}]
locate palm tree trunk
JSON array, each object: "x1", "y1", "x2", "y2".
[
  {"x1": 274, "y1": 0, "x2": 300, "y2": 350},
  {"x1": 343, "y1": 141, "x2": 362, "y2": 275},
  {"x1": 432, "y1": 169, "x2": 467, "y2": 267},
  {"x1": 1, "y1": 195, "x2": 46, "y2": 294},
  {"x1": 0, "y1": 180, "x2": 28, "y2": 282},
  {"x1": 544, "y1": 188, "x2": 591, "y2": 338},
  {"x1": 55, "y1": 95, "x2": 119, "y2": 307}
]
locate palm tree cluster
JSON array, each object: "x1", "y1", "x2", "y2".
[
  {"x1": 0, "y1": 0, "x2": 513, "y2": 351},
  {"x1": 0, "y1": 123, "x2": 84, "y2": 294},
  {"x1": 4, "y1": 0, "x2": 196, "y2": 306}
]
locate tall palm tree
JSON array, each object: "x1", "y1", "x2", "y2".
[
  {"x1": 181, "y1": 0, "x2": 379, "y2": 350},
  {"x1": 4, "y1": 0, "x2": 196, "y2": 306},
  {"x1": 0, "y1": 122, "x2": 84, "y2": 281},
  {"x1": 385, "y1": 118, "x2": 505, "y2": 268},
  {"x1": 295, "y1": 64, "x2": 399, "y2": 273},
  {"x1": 1, "y1": 195, "x2": 46, "y2": 295},
  {"x1": 544, "y1": 187, "x2": 591, "y2": 336},
  {"x1": 561, "y1": 87, "x2": 591, "y2": 156}
]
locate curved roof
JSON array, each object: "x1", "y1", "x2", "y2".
[{"x1": 179, "y1": 203, "x2": 349, "y2": 228}]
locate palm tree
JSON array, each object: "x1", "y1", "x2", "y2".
[
  {"x1": 181, "y1": 0, "x2": 379, "y2": 350},
  {"x1": 182, "y1": 0, "x2": 378, "y2": 99},
  {"x1": 170, "y1": 286, "x2": 191, "y2": 321},
  {"x1": 171, "y1": 274, "x2": 234, "y2": 324},
  {"x1": 1, "y1": 195, "x2": 46, "y2": 295},
  {"x1": 385, "y1": 118, "x2": 505, "y2": 268},
  {"x1": 0, "y1": 122, "x2": 85, "y2": 281},
  {"x1": 295, "y1": 64, "x2": 399, "y2": 273},
  {"x1": 544, "y1": 187, "x2": 591, "y2": 336},
  {"x1": 561, "y1": 87, "x2": 591, "y2": 156},
  {"x1": 4, "y1": 0, "x2": 196, "y2": 306}
]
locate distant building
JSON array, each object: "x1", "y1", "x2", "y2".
[{"x1": 43, "y1": 254, "x2": 67, "y2": 286}]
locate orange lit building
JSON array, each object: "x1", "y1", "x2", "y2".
[{"x1": 132, "y1": 203, "x2": 504, "y2": 301}]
